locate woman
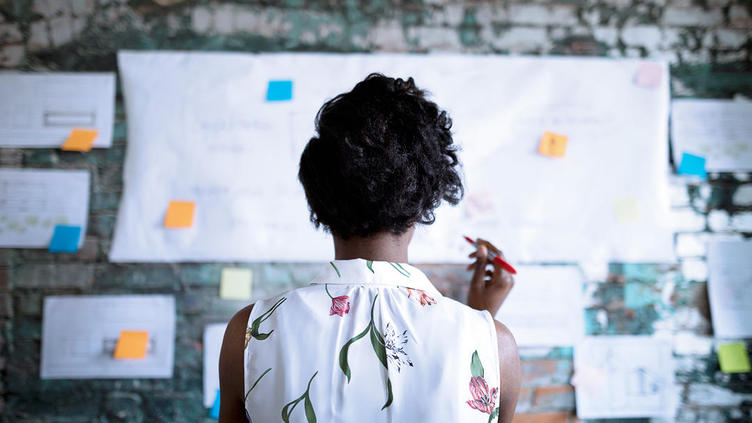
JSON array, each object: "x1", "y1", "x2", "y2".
[{"x1": 219, "y1": 74, "x2": 520, "y2": 422}]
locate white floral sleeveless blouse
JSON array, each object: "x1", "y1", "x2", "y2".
[{"x1": 243, "y1": 258, "x2": 501, "y2": 422}]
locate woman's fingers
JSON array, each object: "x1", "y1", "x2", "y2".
[
  {"x1": 477, "y1": 238, "x2": 504, "y2": 258},
  {"x1": 470, "y1": 245, "x2": 488, "y2": 289}
]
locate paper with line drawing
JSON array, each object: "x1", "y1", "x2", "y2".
[
  {"x1": 41, "y1": 295, "x2": 175, "y2": 379},
  {"x1": 0, "y1": 72, "x2": 115, "y2": 148}
]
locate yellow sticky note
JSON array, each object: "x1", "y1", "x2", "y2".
[
  {"x1": 538, "y1": 132, "x2": 568, "y2": 158},
  {"x1": 113, "y1": 330, "x2": 149, "y2": 359},
  {"x1": 220, "y1": 268, "x2": 253, "y2": 300},
  {"x1": 164, "y1": 201, "x2": 195, "y2": 228},
  {"x1": 718, "y1": 343, "x2": 751, "y2": 373},
  {"x1": 62, "y1": 128, "x2": 98, "y2": 151},
  {"x1": 612, "y1": 196, "x2": 640, "y2": 223}
]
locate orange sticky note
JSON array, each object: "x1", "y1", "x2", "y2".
[
  {"x1": 164, "y1": 201, "x2": 195, "y2": 228},
  {"x1": 113, "y1": 330, "x2": 148, "y2": 359},
  {"x1": 538, "y1": 132, "x2": 568, "y2": 158},
  {"x1": 62, "y1": 128, "x2": 98, "y2": 151}
]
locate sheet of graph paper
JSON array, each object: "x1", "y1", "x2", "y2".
[
  {"x1": 40, "y1": 295, "x2": 175, "y2": 379},
  {"x1": 707, "y1": 240, "x2": 752, "y2": 338},
  {"x1": 0, "y1": 72, "x2": 115, "y2": 148},
  {"x1": 203, "y1": 323, "x2": 227, "y2": 407},
  {"x1": 0, "y1": 168, "x2": 89, "y2": 248},
  {"x1": 671, "y1": 99, "x2": 752, "y2": 171},
  {"x1": 574, "y1": 336, "x2": 677, "y2": 419},
  {"x1": 494, "y1": 266, "x2": 584, "y2": 346}
]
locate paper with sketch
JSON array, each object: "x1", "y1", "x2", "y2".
[
  {"x1": 574, "y1": 336, "x2": 676, "y2": 419},
  {"x1": 708, "y1": 240, "x2": 752, "y2": 338},
  {"x1": 204, "y1": 323, "x2": 228, "y2": 407},
  {"x1": 40, "y1": 295, "x2": 175, "y2": 379},
  {"x1": 495, "y1": 266, "x2": 583, "y2": 346},
  {"x1": 0, "y1": 169, "x2": 89, "y2": 248},
  {"x1": 112, "y1": 52, "x2": 672, "y2": 263},
  {"x1": 672, "y1": 99, "x2": 752, "y2": 171},
  {"x1": 0, "y1": 72, "x2": 115, "y2": 148}
]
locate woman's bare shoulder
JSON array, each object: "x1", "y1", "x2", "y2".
[{"x1": 494, "y1": 320, "x2": 520, "y2": 423}]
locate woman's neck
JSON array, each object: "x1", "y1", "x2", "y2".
[{"x1": 333, "y1": 227, "x2": 414, "y2": 263}]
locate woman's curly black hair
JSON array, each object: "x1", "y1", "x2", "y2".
[{"x1": 298, "y1": 73, "x2": 463, "y2": 239}]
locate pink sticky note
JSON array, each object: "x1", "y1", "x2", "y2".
[{"x1": 635, "y1": 63, "x2": 662, "y2": 88}]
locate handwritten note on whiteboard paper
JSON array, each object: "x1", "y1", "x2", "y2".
[
  {"x1": 574, "y1": 336, "x2": 677, "y2": 419},
  {"x1": 708, "y1": 240, "x2": 752, "y2": 338},
  {"x1": 0, "y1": 73, "x2": 115, "y2": 148},
  {"x1": 204, "y1": 323, "x2": 227, "y2": 407},
  {"x1": 495, "y1": 266, "x2": 584, "y2": 346},
  {"x1": 672, "y1": 99, "x2": 752, "y2": 171},
  {"x1": 0, "y1": 169, "x2": 89, "y2": 249},
  {"x1": 40, "y1": 295, "x2": 175, "y2": 379}
]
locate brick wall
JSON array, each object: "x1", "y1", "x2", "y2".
[{"x1": 1, "y1": 0, "x2": 751, "y2": 422}]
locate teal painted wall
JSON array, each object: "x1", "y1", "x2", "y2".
[{"x1": 1, "y1": 0, "x2": 751, "y2": 421}]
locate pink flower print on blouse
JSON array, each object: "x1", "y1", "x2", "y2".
[
  {"x1": 406, "y1": 287, "x2": 436, "y2": 306},
  {"x1": 325, "y1": 284, "x2": 350, "y2": 317},
  {"x1": 330, "y1": 295, "x2": 351, "y2": 316},
  {"x1": 466, "y1": 350, "x2": 500, "y2": 419},
  {"x1": 466, "y1": 376, "x2": 498, "y2": 414}
]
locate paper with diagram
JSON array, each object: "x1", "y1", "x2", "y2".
[
  {"x1": 574, "y1": 336, "x2": 676, "y2": 419},
  {"x1": 671, "y1": 99, "x2": 752, "y2": 171},
  {"x1": 40, "y1": 295, "x2": 175, "y2": 379},
  {"x1": 0, "y1": 72, "x2": 115, "y2": 148},
  {"x1": 707, "y1": 240, "x2": 752, "y2": 338},
  {"x1": 495, "y1": 266, "x2": 583, "y2": 346},
  {"x1": 112, "y1": 52, "x2": 672, "y2": 263},
  {"x1": 204, "y1": 323, "x2": 228, "y2": 407},
  {"x1": 0, "y1": 169, "x2": 89, "y2": 249}
]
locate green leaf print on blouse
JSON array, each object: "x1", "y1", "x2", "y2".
[
  {"x1": 281, "y1": 371, "x2": 318, "y2": 423},
  {"x1": 466, "y1": 350, "x2": 500, "y2": 420},
  {"x1": 329, "y1": 261, "x2": 341, "y2": 278},
  {"x1": 338, "y1": 294, "x2": 413, "y2": 410},
  {"x1": 366, "y1": 260, "x2": 374, "y2": 273},
  {"x1": 249, "y1": 297, "x2": 286, "y2": 341},
  {"x1": 244, "y1": 368, "x2": 272, "y2": 402},
  {"x1": 388, "y1": 262, "x2": 411, "y2": 277}
]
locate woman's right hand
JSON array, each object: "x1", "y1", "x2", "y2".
[{"x1": 466, "y1": 238, "x2": 515, "y2": 316}]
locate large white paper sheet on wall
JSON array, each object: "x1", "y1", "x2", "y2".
[
  {"x1": 0, "y1": 168, "x2": 89, "y2": 248},
  {"x1": 112, "y1": 52, "x2": 672, "y2": 263},
  {"x1": 574, "y1": 336, "x2": 677, "y2": 419},
  {"x1": 495, "y1": 266, "x2": 583, "y2": 346},
  {"x1": 40, "y1": 295, "x2": 175, "y2": 379},
  {"x1": 203, "y1": 323, "x2": 227, "y2": 408},
  {"x1": 707, "y1": 240, "x2": 752, "y2": 339},
  {"x1": 0, "y1": 72, "x2": 115, "y2": 148},
  {"x1": 672, "y1": 99, "x2": 752, "y2": 171}
]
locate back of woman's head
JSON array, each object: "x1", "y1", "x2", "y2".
[{"x1": 298, "y1": 73, "x2": 463, "y2": 239}]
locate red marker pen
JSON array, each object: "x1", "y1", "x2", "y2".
[{"x1": 463, "y1": 235, "x2": 517, "y2": 275}]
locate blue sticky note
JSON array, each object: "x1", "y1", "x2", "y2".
[
  {"x1": 677, "y1": 152, "x2": 707, "y2": 179},
  {"x1": 266, "y1": 80, "x2": 293, "y2": 101},
  {"x1": 48, "y1": 225, "x2": 81, "y2": 253},
  {"x1": 209, "y1": 389, "x2": 220, "y2": 419}
]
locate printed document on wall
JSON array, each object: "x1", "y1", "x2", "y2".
[
  {"x1": 203, "y1": 323, "x2": 227, "y2": 407},
  {"x1": 112, "y1": 52, "x2": 672, "y2": 263},
  {"x1": 671, "y1": 99, "x2": 752, "y2": 171},
  {"x1": 40, "y1": 295, "x2": 175, "y2": 379},
  {"x1": 574, "y1": 336, "x2": 677, "y2": 419},
  {"x1": 708, "y1": 240, "x2": 752, "y2": 338},
  {"x1": 0, "y1": 73, "x2": 115, "y2": 148},
  {"x1": 0, "y1": 169, "x2": 89, "y2": 248},
  {"x1": 495, "y1": 266, "x2": 584, "y2": 346}
]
